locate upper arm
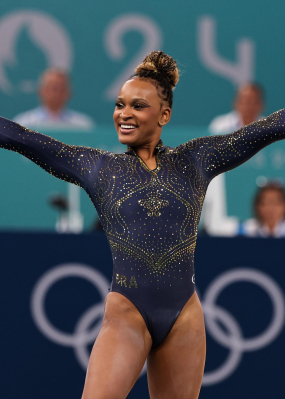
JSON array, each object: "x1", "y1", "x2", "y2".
[
  {"x1": 181, "y1": 109, "x2": 285, "y2": 180},
  {"x1": 0, "y1": 117, "x2": 105, "y2": 188}
]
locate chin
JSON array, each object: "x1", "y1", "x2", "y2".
[{"x1": 118, "y1": 133, "x2": 136, "y2": 146}]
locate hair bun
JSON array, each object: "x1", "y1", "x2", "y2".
[{"x1": 135, "y1": 51, "x2": 179, "y2": 89}]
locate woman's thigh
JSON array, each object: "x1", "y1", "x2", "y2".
[
  {"x1": 81, "y1": 292, "x2": 152, "y2": 399},
  {"x1": 147, "y1": 292, "x2": 206, "y2": 399}
]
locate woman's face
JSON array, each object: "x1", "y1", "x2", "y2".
[
  {"x1": 256, "y1": 189, "x2": 285, "y2": 226},
  {"x1": 113, "y1": 78, "x2": 171, "y2": 147},
  {"x1": 235, "y1": 86, "x2": 263, "y2": 121}
]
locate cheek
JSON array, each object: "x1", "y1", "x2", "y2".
[
  {"x1": 141, "y1": 109, "x2": 160, "y2": 124},
  {"x1": 257, "y1": 204, "x2": 267, "y2": 216},
  {"x1": 276, "y1": 204, "x2": 285, "y2": 214},
  {"x1": 113, "y1": 110, "x2": 119, "y2": 122}
]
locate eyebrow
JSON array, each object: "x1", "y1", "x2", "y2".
[{"x1": 117, "y1": 97, "x2": 149, "y2": 103}]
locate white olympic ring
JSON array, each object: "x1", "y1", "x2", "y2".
[
  {"x1": 30, "y1": 263, "x2": 109, "y2": 369},
  {"x1": 201, "y1": 268, "x2": 285, "y2": 385},
  {"x1": 30, "y1": 264, "x2": 285, "y2": 385},
  {"x1": 201, "y1": 304, "x2": 243, "y2": 385}
]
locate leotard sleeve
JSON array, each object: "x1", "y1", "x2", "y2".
[
  {"x1": 0, "y1": 117, "x2": 106, "y2": 189},
  {"x1": 181, "y1": 109, "x2": 285, "y2": 181}
]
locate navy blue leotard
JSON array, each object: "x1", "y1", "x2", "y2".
[{"x1": 0, "y1": 110, "x2": 285, "y2": 347}]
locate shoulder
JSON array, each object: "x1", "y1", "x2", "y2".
[
  {"x1": 13, "y1": 107, "x2": 42, "y2": 124},
  {"x1": 275, "y1": 220, "x2": 285, "y2": 237},
  {"x1": 65, "y1": 109, "x2": 95, "y2": 128},
  {"x1": 209, "y1": 111, "x2": 240, "y2": 134},
  {"x1": 166, "y1": 138, "x2": 209, "y2": 167},
  {"x1": 90, "y1": 148, "x2": 126, "y2": 162},
  {"x1": 173, "y1": 135, "x2": 212, "y2": 154},
  {"x1": 240, "y1": 218, "x2": 260, "y2": 237}
]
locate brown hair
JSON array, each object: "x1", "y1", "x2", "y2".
[
  {"x1": 130, "y1": 51, "x2": 179, "y2": 108},
  {"x1": 236, "y1": 82, "x2": 265, "y2": 102},
  {"x1": 254, "y1": 182, "x2": 285, "y2": 220}
]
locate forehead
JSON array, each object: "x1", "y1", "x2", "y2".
[
  {"x1": 260, "y1": 189, "x2": 283, "y2": 200},
  {"x1": 42, "y1": 73, "x2": 68, "y2": 86},
  {"x1": 237, "y1": 87, "x2": 260, "y2": 99},
  {"x1": 118, "y1": 78, "x2": 159, "y2": 101}
]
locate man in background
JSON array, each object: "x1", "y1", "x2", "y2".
[
  {"x1": 202, "y1": 83, "x2": 265, "y2": 236},
  {"x1": 13, "y1": 68, "x2": 95, "y2": 233},
  {"x1": 209, "y1": 83, "x2": 264, "y2": 134},
  {"x1": 14, "y1": 68, "x2": 94, "y2": 130}
]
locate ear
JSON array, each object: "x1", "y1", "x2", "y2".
[{"x1": 159, "y1": 106, "x2": 172, "y2": 127}]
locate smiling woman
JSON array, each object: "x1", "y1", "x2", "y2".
[
  {"x1": 113, "y1": 51, "x2": 178, "y2": 163},
  {"x1": 1, "y1": 50, "x2": 285, "y2": 399}
]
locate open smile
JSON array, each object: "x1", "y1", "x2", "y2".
[{"x1": 119, "y1": 123, "x2": 138, "y2": 134}]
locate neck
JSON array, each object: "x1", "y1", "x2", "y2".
[
  {"x1": 263, "y1": 219, "x2": 279, "y2": 233},
  {"x1": 131, "y1": 139, "x2": 162, "y2": 170},
  {"x1": 43, "y1": 104, "x2": 63, "y2": 114},
  {"x1": 136, "y1": 142, "x2": 158, "y2": 159}
]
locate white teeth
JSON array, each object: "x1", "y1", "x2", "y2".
[{"x1": 121, "y1": 125, "x2": 137, "y2": 129}]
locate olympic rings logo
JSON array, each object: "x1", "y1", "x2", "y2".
[
  {"x1": 30, "y1": 264, "x2": 109, "y2": 370},
  {"x1": 30, "y1": 264, "x2": 285, "y2": 385},
  {"x1": 198, "y1": 268, "x2": 285, "y2": 385}
]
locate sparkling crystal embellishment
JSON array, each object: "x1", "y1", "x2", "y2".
[{"x1": 138, "y1": 191, "x2": 169, "y2": 217}]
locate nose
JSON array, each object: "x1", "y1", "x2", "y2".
[{"x1": 120, "y1": 106, "x2": 133, "y2": 119}]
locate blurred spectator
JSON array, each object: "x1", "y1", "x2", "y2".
[
  {"x1": 202, "y1": 83, "x2": 265, "y2": 236},
  {"x1": 240, "y1": 182, "x2": 285, "y2": 237},
  {"x1": 209, "y1": 83, "x2": 264, "y2": 134},
  {"x1": 13, "y1": 68, "x2": 94, "y2": 130}
]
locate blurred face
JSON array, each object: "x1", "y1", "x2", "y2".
[
  {"x1": 235, "y1": 86, "x2": 263, "y2": 122},
  {"x1": 113, "y1": 78, "x2": 171, "y2": 147},
  {"x1": 39, "y1": 72, "x2": 70, "y2": 112},
  {"x1": 256, "y1": 189, "x2": 285, "y2": 227}
]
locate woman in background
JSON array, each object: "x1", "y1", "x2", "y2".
[{"x1": 240, "y1": 182, "x2": 285, "y2": 237}]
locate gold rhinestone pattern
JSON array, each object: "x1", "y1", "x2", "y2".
[{"x1": 0, "y1": 111, "x2": 285, "y2": 290}]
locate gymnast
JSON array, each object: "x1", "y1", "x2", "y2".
[{"x1": 0, "y1": 51, "x2": 285, "y2": 399}]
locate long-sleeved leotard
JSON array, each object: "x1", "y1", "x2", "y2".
[{"x1": 0, "y1": 110, "x2": 284, "y2": 347}]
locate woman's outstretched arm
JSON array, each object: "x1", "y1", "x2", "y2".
[
  {"x1": 183, "y1": 109, "x2": 285, "y2": 180},
  {"x1": 0, "y1": 117, "x2": 106, "y2": 189}
]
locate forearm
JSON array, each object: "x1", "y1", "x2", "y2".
[
  {"x1": 192, "y1": 109, "x2": 285, "y2": 180},
  {"x1": 0, "y1": 117, "x2": 98, "y2": 188}
]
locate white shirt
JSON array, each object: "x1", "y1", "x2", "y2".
[
  {"x1": 13, "y1": 106, "x2": 95, "y2": 130},
  {"x1": 240, "y1": 218, "x2": 285, "y2": 238},
  {"x1": 209, "y1": 110, "x2": 264, "y2": 135}
]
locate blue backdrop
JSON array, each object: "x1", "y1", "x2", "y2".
[{"x1": 1, "y1": 233, "x2": 284, "y2": 398}]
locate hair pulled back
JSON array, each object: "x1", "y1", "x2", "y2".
[
  {"x1": 254, "y1": 181, "x2": 285, "y2": 220},
  {"x1": 131, "y1": 51, "x2": 179, "y2": 109}
]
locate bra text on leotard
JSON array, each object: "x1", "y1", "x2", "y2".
[{"x1": 116, "y1": 273, "x2": 138, "y2": 288}]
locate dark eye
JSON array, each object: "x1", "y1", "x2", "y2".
[
  {"x1": 115, "y1": 102, "x2": 124, "y2": 108},
  {"x1": 133, "y1": 103, "x2": 145, "y2": 109}
]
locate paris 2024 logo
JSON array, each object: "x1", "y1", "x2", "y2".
[{"x1": 0, "y1": 10, "x2": 73, "y2": 95}]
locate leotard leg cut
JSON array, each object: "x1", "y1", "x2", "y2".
[{"x1": 0, "y1": 111, "x2": 285, "y2": 346}]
